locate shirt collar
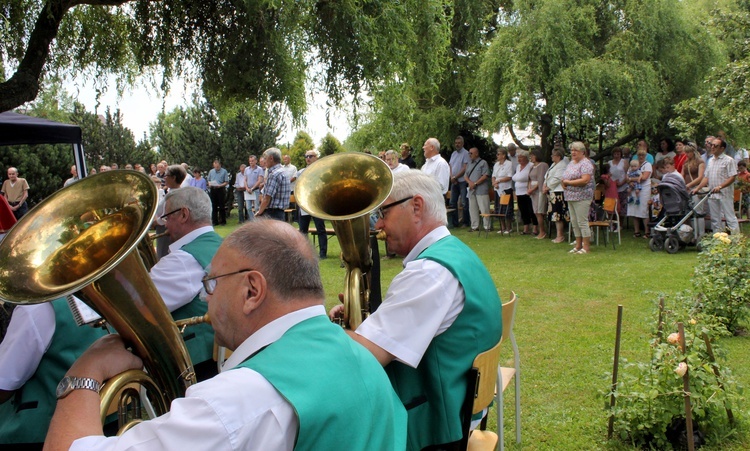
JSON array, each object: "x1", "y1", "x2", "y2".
[
  {"x1": 168, "y1": 225, "x2": 215, "y2": 253},
  {"x1": 403, "y1": 226, "x2": 450, "y2": 266},
  {"x1": 222, "y1": 305, "x2": 326, "y2": 370}
]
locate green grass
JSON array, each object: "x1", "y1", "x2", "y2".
[{"x1": 214, "y1": 214, "x2": 750, "y2": 449}]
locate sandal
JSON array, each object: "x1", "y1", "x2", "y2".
[
  {"x1": 633, "y1": 233, "x2": 642, "y2": 238},
  {"x1": 536, "y1": 234, "x2": 547, "y2": 240}
]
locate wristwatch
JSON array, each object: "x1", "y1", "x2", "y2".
[{"x1": 56, "y1": 376, "x2": 102, "y2": 399}]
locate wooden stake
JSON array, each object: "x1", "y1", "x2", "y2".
[
  {"x1": 678, "y1": 322, "x2": 695, "y2": 451},
  {"x1": 702, "y1": 332, "x2": 735, "y2": 425},
  {"x1": 607, "y1": 305, "x2": 623, "y2": 439}
]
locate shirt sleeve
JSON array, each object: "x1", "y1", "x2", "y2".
[
  {"x1": 356, "y1": 259, "x2": 463, "y2": 368},
  {"x1": 70, "y1": 368, "x2": 298, "y2": 451},
  {"x1": 0, "y1": 304, "x2": 55, "y2": 390},
  {"x1": 149, "y1": 249, "x2": 205, "y2": 312}
]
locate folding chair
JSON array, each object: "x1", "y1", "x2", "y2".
[
  {"x1": 589, "y1": 198, "x2": 620, "y2": 249},
  {"x1": 481, "y1": 194, "x2": 512, "y2": 238}
]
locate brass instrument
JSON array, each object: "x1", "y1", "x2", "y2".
[
  {"x1": 295, "y1": 152, "x2": 393, "y2": 330},
  {"x1": 0, "y1": 171, "x2": 197, "y2": 431}
]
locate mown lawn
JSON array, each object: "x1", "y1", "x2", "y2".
[{"x1": 215, "y1": 216, "x2": 750, "y2": 449}]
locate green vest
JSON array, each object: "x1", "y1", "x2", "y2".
[
  {"x1": 238, "y1": 315, "x2": 407, "y2": 450},
  {"x1": 0, "y1": 299, "x2": 107, "y2": 445},
  {"x1": 386, "y1": 235, "x2": 502, "y2": 450},
  {"x1": 173, "y1": 231, "x2": 222, "y2": 367}
]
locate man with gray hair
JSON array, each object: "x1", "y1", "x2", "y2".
[
  {"x1": 45, "y1": 220, "x2": 406, "y2": 450},
  {"x1": 256, "y1": 147, "x2": 291, "y2": 221},
  {"x1": 448, "y1": 136, "x2": 471, "y2": 228},
  {"x1": 331, "y1": 170, "x2": 502, "y2": 450},
  {"x1": 150, "y1": 186, "x2": 223, "y2": 380},
  {"x1": 420, "y1": 137, "x2": 450, "y2": 194}
]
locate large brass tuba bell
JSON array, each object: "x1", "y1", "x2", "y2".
[
  {"x1": 295, "y1": 152, "x2": 393, "y2": 330},
  {"x1": 0, "y1": 171, "x2": 197, "y2": 427}
]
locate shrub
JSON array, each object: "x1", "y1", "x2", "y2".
[
  {"x1": 693, "y1": 233, "x2": 750, "y2": 334},
  {"x1": 609, "y1": 293, "x2": 741, "y2": 448}
]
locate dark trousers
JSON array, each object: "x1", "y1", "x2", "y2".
[
  {"x1": 234, "y1": 190, "x2": 247, "y2": 223},
  {"x1": 10, "y1": 201, "x2": 27, "y2": 220},
  {"x1": 449, "y1": 181, "x2": 470, "y2": 226},
  {"x1": 263, "y1": 208, "x2": 286, "y2": 221},
  {"x1": 209, "y1": 187, "x2": 226, "y2": 225},
  {"x1": 299, "y1": 212, "x2": 328, "y2": 257},
  {"x1": 516, "y1": 194, "x2": 537, "y2": 226}
]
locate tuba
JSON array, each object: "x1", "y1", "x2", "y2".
[
  {"x1": 295, "y1": 152, "x2": 393, "y2": 330},
  {"x1": 0, "y1": 170, "x2": 198, "y2": 429}
]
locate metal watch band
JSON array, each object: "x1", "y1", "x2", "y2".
[{"x1": 72, "y1": 377, "x2": 101, "y2": 393}]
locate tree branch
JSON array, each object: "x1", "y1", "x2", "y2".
[
  {"x1": 0, "y1": 0, "x2": 136, "y2": 112},
  {"x1": 591, "y1": 130, "x2": 644, "y2": 162}
]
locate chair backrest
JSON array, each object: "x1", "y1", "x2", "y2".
[
  {"x1": 470, "y1": 340, "x2": 502, "y2": 415},
  {"x1": 501, "y1": 292, "x2": 518, "y2": 345},
  {"x1": 602, "y1": 197, "x2": 617, "y2": 214},
  {"x1": 500, "y1": 194, "x2": 511, "y2": 206},
  {"x1": 735, "y1": 189, "x2": 741, "y2": 202}
]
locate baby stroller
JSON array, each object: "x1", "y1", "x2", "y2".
[{"x1": 649, "y1": 178, "x2": 709, "y2": 254}]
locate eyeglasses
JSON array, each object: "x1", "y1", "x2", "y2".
[
  {"x1": 377, "y1": 196, "x2": 414, "y2": 220},
  {"x1": 159, "y1": 208, "x2": 182, "y2": 221},
  {"x1": 304, "y1": 155, "x2": 316, "y2": 159},
  {"x1": 202, "y1": 269, "x2": 254, "y2": 295}
]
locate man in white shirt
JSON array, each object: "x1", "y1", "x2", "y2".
[
  {"x1": 696, "y1": 137, "x2": 740, "y2": 235},
  {"x1": 234, "y1": 163, "x2": 248, "y2": 224},
  {"x1": 281, "y1": 154, "x2": 298, "y2": 193},
  {"x1": 45, "y1": 220, "x2": 407, "y2": 451},
  {"x1": 330, "y1": 170, "x2": 502, "y2": 450},
  {"x1": 448, "y1": 136, "x2": 471, "y2": 228},
  {"x1": 420, "y1": 137, "x2": 450, "y2": 194}
]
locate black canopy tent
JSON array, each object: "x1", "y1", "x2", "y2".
[{"x1": 0, "y1": 111, "x2": 87, "y2": 178}]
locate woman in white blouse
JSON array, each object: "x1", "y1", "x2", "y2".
[
  {"x1": 492, "y1": 148, "x2": 514, "y2": 234},
  {"x1": 543, "y1": 149, "x2": 568, "y2": 243},
  {"x1": 512, "y1": 150, "x2": 536, "y2": 234}
]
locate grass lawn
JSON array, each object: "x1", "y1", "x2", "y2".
[{"x1": 214, "y1": 215, "x2": 750, "y2": 449}]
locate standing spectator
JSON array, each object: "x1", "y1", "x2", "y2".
[
  {"x1": 154, "y1": 164, "x2": 187, "y2": 259},
  {"x1": 682, "y1": 143, "x2": 707, "y2": 237},
  {"x1": 385, "y1": 149, "x2": 409, "y2": 174},
  {"x1": 696, "y1": 137, "x2": 740, "y2": 235},
  {"x1": 297, "y1": 149, "x2": 328, "y2": 259},
  {"x1": 244, "y1": 155, "x2": 264, "y2": 221},
  {"x1": 256, "y1": 148, "x2": 291, "y2": 221},
  {"x1": 2, "y1": 167, "x2": 29, "y2": 220},
  {"x1": 234, "y1": 164, "x2": 247, "y2": 224},
  {"x1": 608, "y1": 147, "x2": 629, "y2": 219},
  {"x1": 421, "y1": 138, "x2": 450, "y2": 195},
  {"x1": 399, "y1": 143, "x2": 417, "y2": 168},
  {"x1": 528, "y1": 149, "x2": 549, "y2": 239},
  {"x1": 491, "y1": 148, "x2": 514, "y2": 234},
  {"x1": 207, "y1": 160, "x2": 229, "y2": 226},
  {"x1": 655, "y1": 138, "x2": 675, "y2": 163},
  {"x1": 189, "y1": 168, "x2": 207, "y2": 191},
  {"x1": 627, "y1": 150, "x2": 653, "y2": 238},
  {"x1": 466, "y1": 147, "x2": 491, "y2": 232},
  {"x1": 180, "y1": 163, "x2": 193, "y2": 187},
  {"x1": 63, "y1": 165, "x2": 79, "y2": 187},
  {"x1": 631, "y1": 140, "x2": 655, "y2": 164},
  {"x1": 448, "y1": 136, "x2": 471, "y2": 228},
  {"x1": 512, "y1": 150, "x2": 536, "y2": 235},
  {"x1": 544, "y1": 148, "x2": 568, "y2": 243},
  {"x1": 674, "y1": 140, "x2": 688, "y2": 174},
  {"x1": 281, "y1": 155, "x2": 298, "y2": 193},
  {"x1": 562, "y1": 142, "x2": 595, "y2": 254}
]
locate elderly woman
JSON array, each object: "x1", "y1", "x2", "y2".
[
  {"x1": 627, "y1": 149, "x2": 653, "y2": 238},
  {"x1": 492, "y1": 148, "x2": 514, "y2": 234},
  {"x1": 543, "y1": 149, "x2": 568, "y2": 243},
  {"x1": 528, "y1": 149, "x2": 549, "y2": 239},
  {"x1": 385, "y1": 149, "x2": 410, "y2": 174},
  {"x1": 512, "y1": 150, "x2": 536, "y2": 234},
  {"x1": 562, "y1": 142, "x2": 595, "y2": 254},
  {"x1": 608, "y1": 147, "x2": 629, "y2": 219},
  {"x1": 682, "y1": 143, "x2": 706, "y2": 236}
]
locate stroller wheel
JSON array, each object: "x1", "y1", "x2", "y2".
[
  {"x1": 665, "y1": 235, "x2": 680, "y2": 254},
  {"x1": 649, "y1": 235, "x2": 664, "y2": 252}
]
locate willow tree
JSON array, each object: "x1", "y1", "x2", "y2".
[
  {"x1": 346, "y1": 0, "x2": 507, "y2": 158},
  {"x1": 1, "y1": 0, "x2": 418, "y2": 120},
  {"x1": 474, "y1": 0, "x2": 720, "y2": 156}
]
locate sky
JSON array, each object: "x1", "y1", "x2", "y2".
[{"x1": 69, "y1": 75, "x2": 354, "y2": 146}]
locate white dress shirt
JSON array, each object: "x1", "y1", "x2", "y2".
[
  {"x1": 0, "y1": 303, "x2": 55, "y2": 390},
  {"x1": 149, "y1": 226, "x2": 215, "y2": 312},
  {"x1": 421, "y1": 155, "x2": 451, "y2": 194},
  {"x1": 355, "y1": 227, "x2": 463, "y2": 367},
  {"x1": 70, "y1": 307, "x2": 327, "y2": 451}
]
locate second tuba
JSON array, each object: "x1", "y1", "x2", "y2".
[
  {"x1": 0, "y1": 170, "x2": 197, "y2": 429},
  {"x1": 295, "y1": 152, "x2": 393, "y2": 330}
]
